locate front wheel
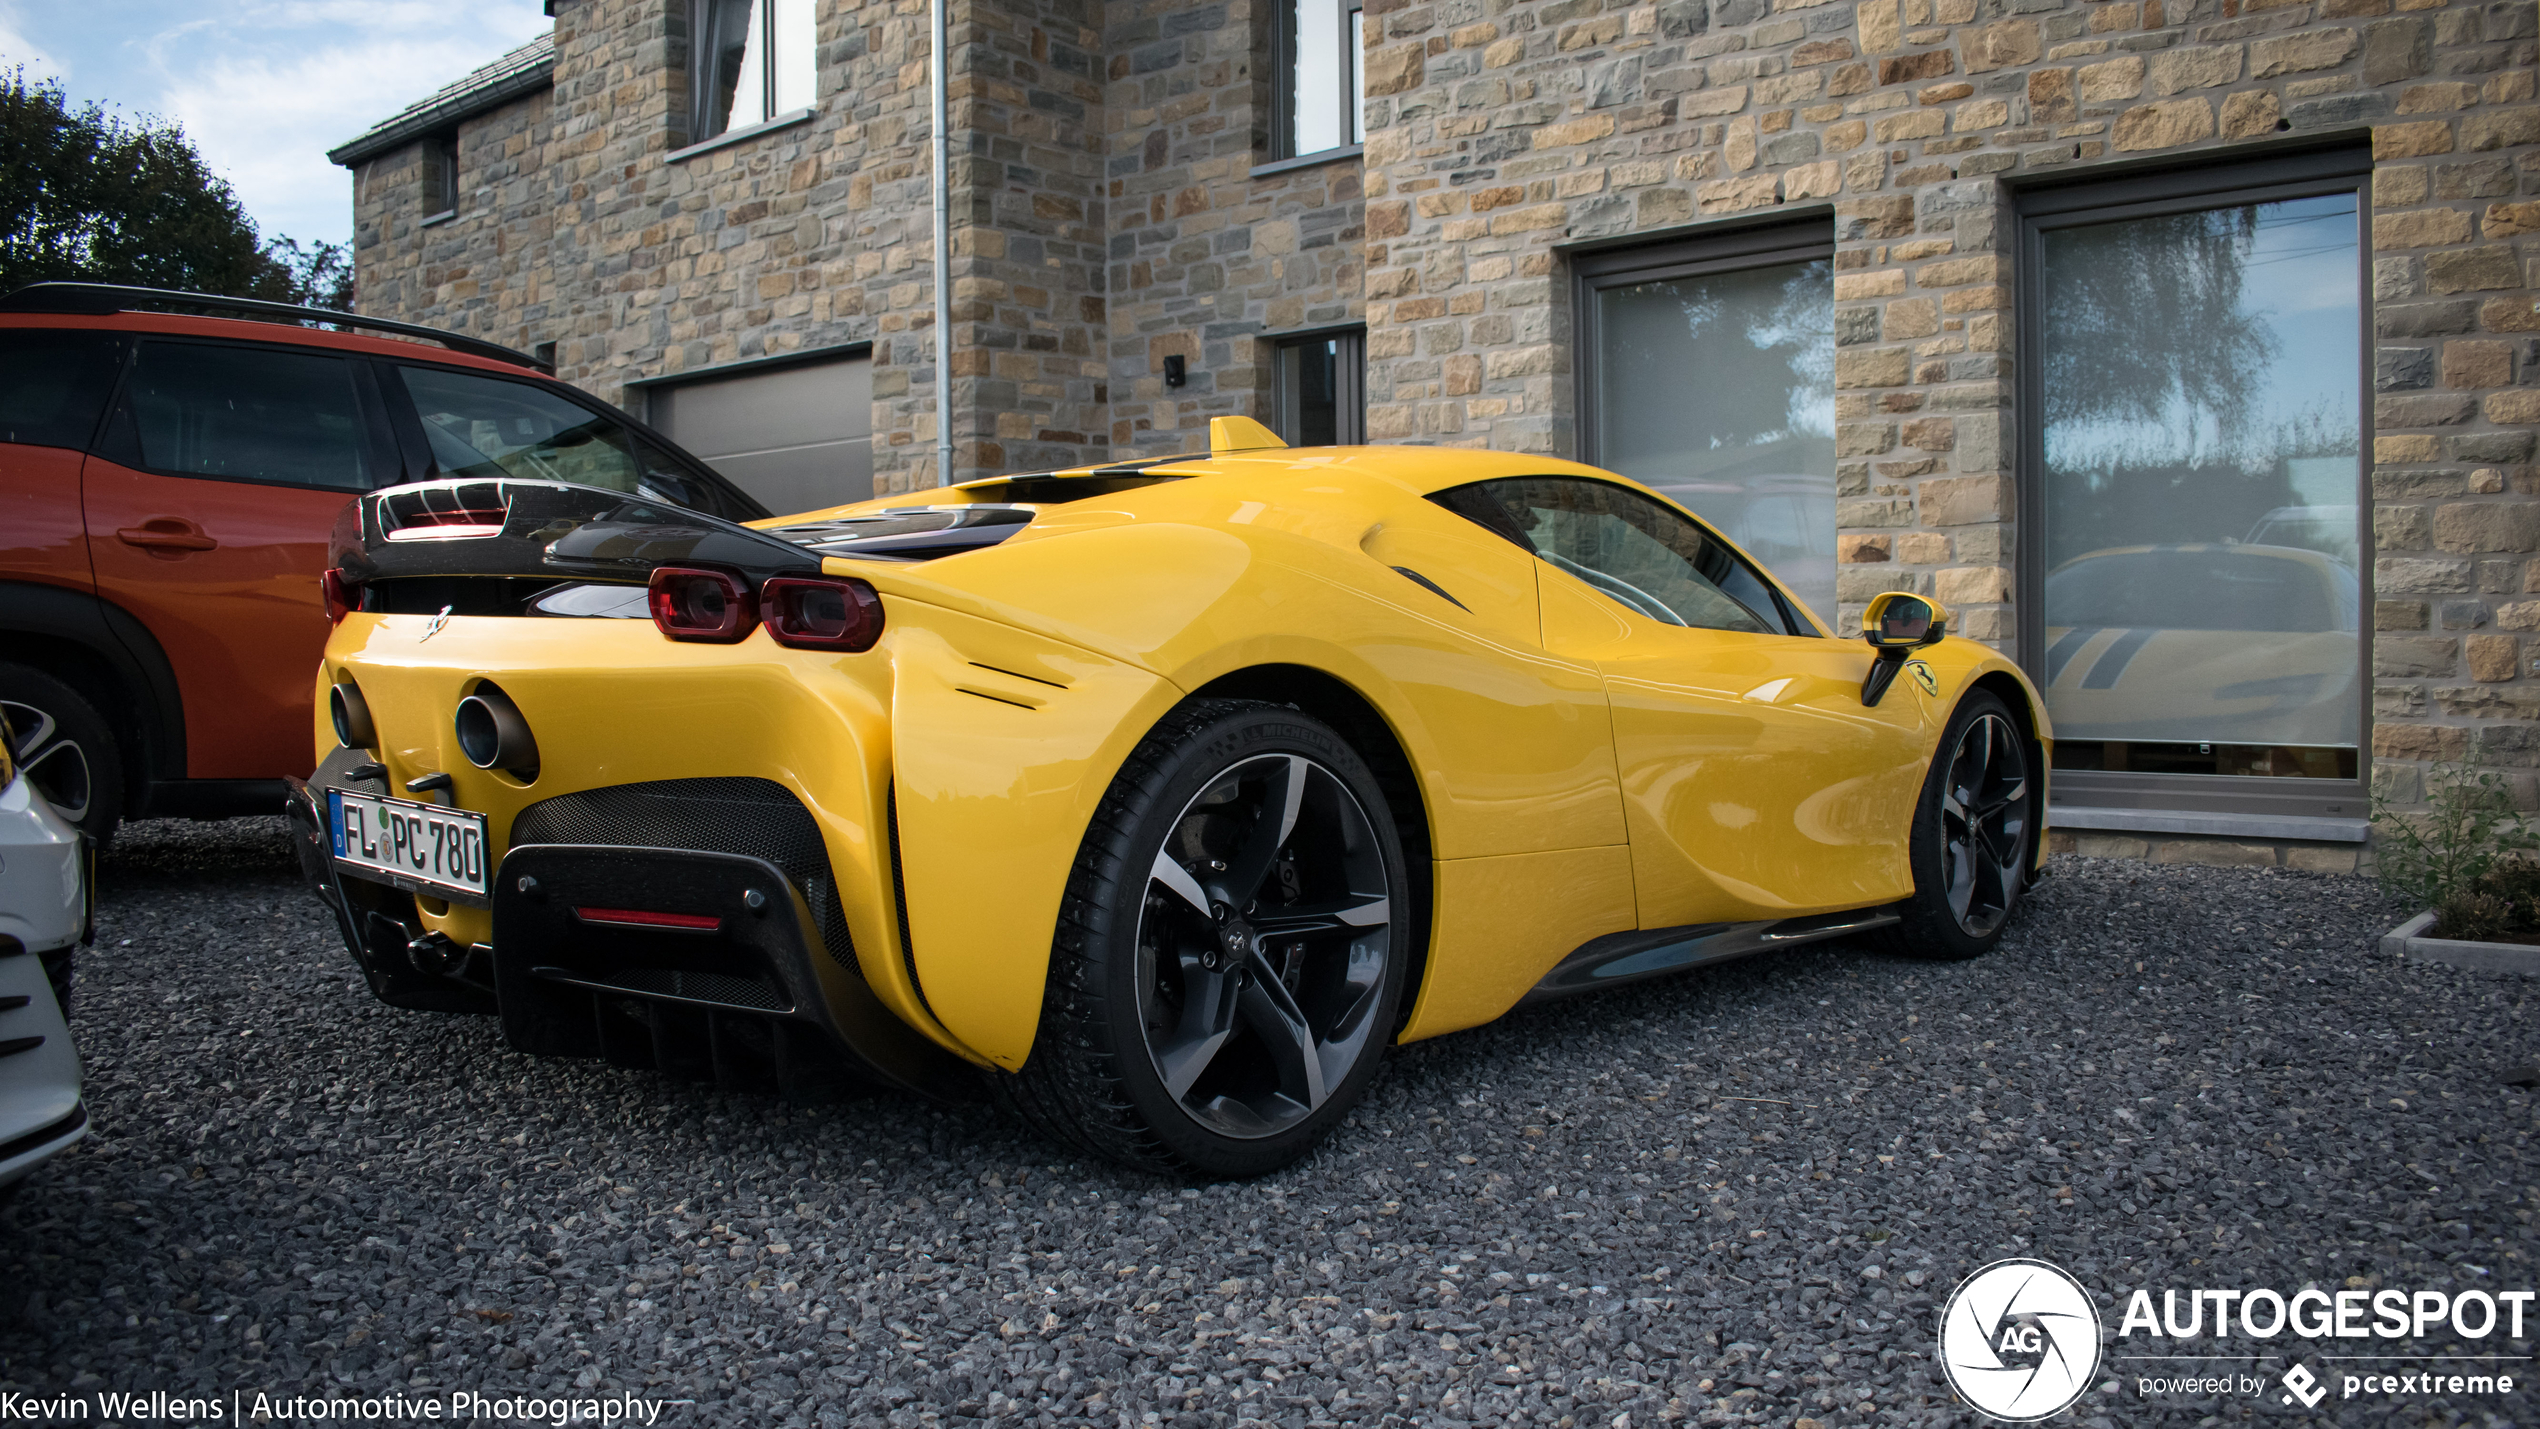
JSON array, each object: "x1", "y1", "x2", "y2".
[
  {"x1": 0, "y1": 662, "x2": 125, "y2": 848},
  {"x1": 1003, "y1": 699, "x2": 1410, "y2": 1177},
  {"x1": 1876, "y1": 690, "x2": 2036, "y2": 961}
]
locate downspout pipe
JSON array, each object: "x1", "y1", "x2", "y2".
[{"x1": 930, "y1": 0, "x2": 954, "y2": 487}]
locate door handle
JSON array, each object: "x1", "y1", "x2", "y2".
[{"x1": 116, "y1": 520, "x2": 217, "y2": 552}]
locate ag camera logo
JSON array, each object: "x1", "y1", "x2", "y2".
[{"x1": 1938, "y1": 1258, "x2": 2103, "y2": 1421}]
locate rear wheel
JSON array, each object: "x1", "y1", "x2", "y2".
[
  {"x1": 0, "y1": 662, "x2": 124, "y2": 848},
  {"x1": 1876, "y1": 690, "x2": 2035, "y2": 961},
  {"x1": 1004, "y1": 699, "x2": 1409, "y2": 1176}
]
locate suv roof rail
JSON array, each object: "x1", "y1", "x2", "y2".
[{"x1": 0, "y1": 282, "x2": 553, "y2": 373}]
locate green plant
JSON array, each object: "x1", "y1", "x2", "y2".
[{"x1": 2372, "y1": 762, "x2": 2540, "y2": 924}]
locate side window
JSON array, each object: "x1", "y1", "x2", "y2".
[
  {"x1": 0, "y1": 330, "x2": 123, "y2": 450},
  {"x1": 631, "y1": 433, "x2": 759, "y2": 522},
  {"x1": 110, "y1": 340, "x2": 376, "y2": 490},
  {"x1": 1433, "y1": 477, "x2": 1798, "y2": 636},
  {"x1": 396, "y1": 365, "x2": 646, "y2": 492}
]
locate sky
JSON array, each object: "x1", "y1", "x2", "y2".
[{"x1": 2, "y1": 0, "x2": 552, "y2": 250}]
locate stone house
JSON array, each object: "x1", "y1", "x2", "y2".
[{"x1": 330, "y1": 0, "x2": 2538, "y2": 863}]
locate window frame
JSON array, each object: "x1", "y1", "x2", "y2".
[
  {"x1": 1271, "y1": 0, "x2": 1365, "y2": 163},
  {"x1": 1269, "y1": 326, "x2": 1365, "y2": 447},
  {"x1": 2014, "y1": 147, "x2": 2374, "y2": 822},
  {"x1": 422, "y1": 130, "x2": 460, "y2": 223},
  {"x1": 686, "y1": 0, "x2": 817, "y2": 148},
  {"x1": 93, "y1": 336, "x2": 401, "y2": 494},
  {"x1": 1570, "y1": 218, "x2": 1836, "y2": 473}
]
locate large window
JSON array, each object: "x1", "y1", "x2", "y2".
[
  {"x1": 2020, "y1": 154, "x2": 2368, "y2": 812},
  {"x1": 1277, "y1": 0, "x2": 1365, "y2": 159},
  {"x1": 1576, "y1": 225, "x2": 1838, "y2": 623},
  {"x1": 691, "y1": 0, "x2": 816, "y2": 143},
  {"x1": 1271, "y1": 330, "x2": 1364, "y2": 446}
]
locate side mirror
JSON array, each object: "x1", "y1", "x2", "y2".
[
  {"x1": 1862, "y1": 590, "x2": 1949, "y2": 650},
  {"x1": 1859, "y1": 590, "x2": 1949, "y2": 706}
]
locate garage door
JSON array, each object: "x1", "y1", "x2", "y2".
[{"x1": 646, "y1": 353, "x2": 872, "y2": 516}]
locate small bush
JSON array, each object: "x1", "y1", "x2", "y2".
[{"x1": 2372, "y1": 763, "x2": 2539, "y2": 931}]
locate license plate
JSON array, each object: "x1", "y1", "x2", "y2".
[{"x1": 329, "y1": 789, "x2": 492, "y2": 904}]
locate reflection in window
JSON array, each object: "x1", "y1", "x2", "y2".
[
  {"x1": 1286, "y1": 0, "x2": 1365, "y2": 157},
  {"x1": 2038, "y1": 193, "x2": 2360, "y2": 780},
  {"x1": 1590, "y1": 259, "x2": 1836, "y2": 621},
  {"x1": 1273, "y1": 331, "x2": 1364, "y2": 445},
  {"x1": 692, "y1": 0, "x2": 816, "y2": 142},
  {"x1": 401, "y1": 365, "x2": 645, "y2": 491},
  {"x1": 1432, "y1": 477, "x2": 1793, "y2": 636},
  {"x1": 123, "y1": 342, "x2": 373, "y2": 490}
]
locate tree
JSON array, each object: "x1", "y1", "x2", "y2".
[{"x1": 0, "y1": 69, "x2": 352, "y2": 309}]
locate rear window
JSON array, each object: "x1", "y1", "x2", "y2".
[
  {"x1": 0, "y1": 329, "x2": 123, "y2": 450},
  {"x1": 396, "y1": 365, "x2": 759, "y2": 522},
  {"x1": 112, "y1": 340, "x2": 376, "y2": 489}
]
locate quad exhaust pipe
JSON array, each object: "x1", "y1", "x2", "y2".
[
  {"x1": 329, "y1": 681, "x2": 375, "y2": 749},
  {"x1": 454, "y1": 683, "x2": 538, "y2": 781}
]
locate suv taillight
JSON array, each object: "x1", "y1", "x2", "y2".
[
  {"x1": 322, "y1": 568, "x2": 362, "y2": 623},
  {"x1": 762, "y1": 576, "x2": 885, "y2": 651},
  {"x1": 647, "y1": 567, "x2": 756, "y2": 642}
]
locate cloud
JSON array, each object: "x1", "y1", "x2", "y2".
[
  {"x1": 0, "y1": 2, "x2": 64, "y2": 80},
  {"x1": 13, "y1": 0, "x2": 551, "y2": 247},
  {"x1": 160, "y1": 25, "x2": 546, "y2": 245}
]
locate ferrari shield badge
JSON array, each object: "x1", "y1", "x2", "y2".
[{"x1": 1906, "y1": 660, "x2": 1938, "y2": 698}]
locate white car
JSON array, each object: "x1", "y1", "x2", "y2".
[{"x1": 0, "y1": 709, "x2": 88, "y2": 1197}]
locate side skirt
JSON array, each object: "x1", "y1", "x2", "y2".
[{"x1": 1518, "y1": 905, "x2": 1902, "y2": 1007}]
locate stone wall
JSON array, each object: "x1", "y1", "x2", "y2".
[
  {"x1": 1102, "y1": 0, "x2": 1367, "y2": 456},
  {"x1": 344, "y1": 87, "x2": 555, "y2": 356},
  {"x1": 348, "y1": 0, "x2": 949, "y2": 486},
  {"x1": 952, "y1": 0, "x2": 1111, "y2": 480}
]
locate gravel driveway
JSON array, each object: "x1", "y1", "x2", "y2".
[{"x1": 3, "y1": 818, "x2": 2533, "y2": 1427}]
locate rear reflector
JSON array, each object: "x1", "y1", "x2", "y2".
[
  {"x1": 321, "y1": 568, "x2": 363, "y2": 622},
  {"x1": 648, "y1": 566, "x2": 756, "y2": 642},
  {"x1": 762, "y1": 575, "x2": 885, "y2": 652},
  {"x1": 573, "y1": 906, "x2": 723, "y2": 931}
]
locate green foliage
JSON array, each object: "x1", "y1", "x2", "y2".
[
  {"x1": 2372, "y1": 763, "x2": 2540, "y2": 929},
  {"x1": 2039, "y1": 206, "x2": 2274, "y2": 441},
  {"x1": 0, "y1": 69, "x2": 351, "y2": 308}
]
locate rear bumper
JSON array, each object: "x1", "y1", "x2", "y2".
[{"x1": 288, "y1": 762, "x2": 969, "y2": 1099}]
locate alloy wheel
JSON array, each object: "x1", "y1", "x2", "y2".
[
  {"x1": 1135, "y1": 753, "x2": 1393, "y2": 1140},
  {"x1": 0, "y1": 699, "x2": 92, "y2": 823},
  {"x1": 1937, "y1": 711, "x2": 2029, "y2": 938}
]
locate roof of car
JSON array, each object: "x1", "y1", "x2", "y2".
[
  {"x1": 0, "y1": 307, "x2": 549, "y2": 376},
  {"x1": 0, "y1": 283, "x2": 552, "y2": 377}
]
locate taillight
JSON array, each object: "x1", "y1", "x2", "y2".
[
  {"x1": 322, "y1": 568, "x2": 362, "y2": 623},
  {"x1": 648, "y1": 567, "x2": 755, "y2": 642},
  {"x1": 762, "y1": 575, "x2": 885, "y2": 652}
]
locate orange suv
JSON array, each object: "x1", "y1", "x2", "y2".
[{"x1": 0, "y1": 283, "x2": 770, "y2": 843}]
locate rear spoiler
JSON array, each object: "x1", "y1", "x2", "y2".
[{"x1": 331, "y1": 479, "x2": 822, "y2": 587}]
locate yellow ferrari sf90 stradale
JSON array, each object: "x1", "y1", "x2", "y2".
[{"x1": 291, "y1": 418, "x2": 2050, "y2": 1175}]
